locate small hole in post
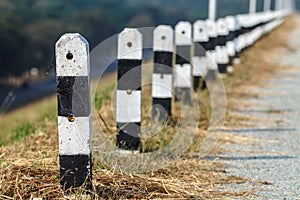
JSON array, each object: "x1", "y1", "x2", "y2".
[
  {"x1": 127, "y1": 42, "x2": 133, "y2": 48},
  {"x1": 66, "y1": 52, "x2": 73, "y2": 60},
  {"x1": 161, "y1": 35, "x2": 166, "y2": 40},
  {"x1": 181, "y1": 30, "x2": 185, "y2": 34},
  {"x1": 199, "y1": 28, "x2": 203, "y2": 32}
]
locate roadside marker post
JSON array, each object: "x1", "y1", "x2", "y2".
[
  {"x1": 225, "y1": 16, "x2": 236, "y2": 73},
  {"x1": 174, "y1": 21, "x2": 192, "y2": 105},
  {"x1": 152, "y1": 25, "x2": 174, "y2": 121},
  {"x1": 55, "y1": 33, "x2": 92, "y2": 191},
  {"x1": 192, "y1": 20, "x2": 209, "y2": 90},
  {"x1": 205, "y1": 19, "x2": 219, "y2": 80},
  {"x1": 116, "y1": 28, "x2": 142, "y2": 152},
  {"x1": 216, "y1": 18, "x2": 229, "y2": 73}
]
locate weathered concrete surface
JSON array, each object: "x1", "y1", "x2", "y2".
[{"x1": 220, "y1": 15, "x2": 300, "y2": 199}]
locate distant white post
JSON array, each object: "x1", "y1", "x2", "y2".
[
  {"x1": 152, "y1": 25, "x2": 174, "y2": 121},
  {"x1": 264, "y1": 0, "x2": 271, "y2": 12},
  {"x1": 225, "y1": 16, "x2": 237, "y2": 72},
  {"x1": 116, "y1": 28, "x2": 142, "y2": 152},
  {"x1": 205, "y1": 19, "x2": 219, "y2": 79},
  {"x1": 249, "y1": 0, "x2": 257, "y2": 14},
  {"x1": 174, "y1": 21, "x2": 192, "y2": 105},
  {"x1": 56, "y1": 33, "x2": 92, "y2": 191},
  {"x1": 209, "y1": 0, "x2": 217, "y2": 21},
  {"x1": 192, "y1": 20, "x2": 209, "y2": 90},
  {"x1": 216, "y1": 18, "x2": 229, "y2": 73},
  {"x1": 275, "y1": 0, "x2": 283, "y2": 10}
]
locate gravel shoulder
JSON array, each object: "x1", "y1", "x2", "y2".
[{"x1": 220, "y1": 15, "x2": 300, "y2": 199}]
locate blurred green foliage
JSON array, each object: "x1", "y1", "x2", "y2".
[{"x1": 0, "y1": 0, "x2": 268, "y2": 78}]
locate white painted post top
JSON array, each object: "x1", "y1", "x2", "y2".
[
  {"x1": 118, "y1": 28, "x2": 143, "y2": 60},
  {"x1": 175, "y1": 21, "x2": 192, "y2": 45},
  {"x1": 225, "y1": 16, "x2": 235, "y2": 32},
  {"x1": 153, "y1": 25, "x2": 174, "y2": 52},
  {"x1": 217, "y1": 18, "x2": 229, "y2": 36},
  {"x1": 55, "y1": 33, "x2": 90, "y2": 77},
  {"x1": 206, "y1": 19, "x2": 218, "y2": 38},
  {"x1": 193, "y1": 20, "x2": 209, "y2": 42}
]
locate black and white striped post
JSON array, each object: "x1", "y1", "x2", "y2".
[
  {"x1": 116, "y1": 28, "x2": 142, "y2": 153},
  {"x1": 205, "y1": 19, "x2": 219, "y2": 80},
  {"x1": 249, "y1": 0, "x2": 257, "y2": 14},
  {"x1": 55, "y1": 33, "x2": 92, "y2": 191},
  {"x1": 152, "y1": 25, "x2": 174, "y2": 121},
  {"x1": 192, "y1": 20, "x2": 209, "y2": 90},
  {"x1": 225, "y1": 16, "x2": 236, "y2": 73},
  {"x1": 216, "y1": 18, "x2": 229, "y2": 74},
  {"x1": 264, "y1": 0, "x2": 271, "y2": 12},
  {"x1": 174, "y1": 21, "x2": 192, "y2": 105}
]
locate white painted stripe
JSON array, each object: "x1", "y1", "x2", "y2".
[
  {"x1": 174, "y1": 64, "x2": 191, "y2": 88},
  {"x1": 206, "y1": 20, "x2": 218, "y2": 38},
  {"x1": 152, "y1": 73, "x2": 172, "y2": 98},
  {"x1": 58, "y1": 115, "x2": 92, "y2": 155},
  {"x1": 116, "y1": 90, "x2": 141, "y2": 123},
  {"x1": 55, "y1": 33, "x2": 90, "y2": 77},
  {"x1": 118, "y1": 28, "x2": 142, "y2": 60},
  {"x1": 206, "y1": 51, "x2": 218, "y2": 70},
  {"x1": 226, "y1": 41, "x2": 235, "y2": 57},
  {"x1": 175, "y1": 21, "x2": 192, "y2": 45},
  {"x1": 217, "y1": 18, "x2": 229, "y2": 36},
  {"x1": 153, "y1": 25, "x2": 174, "y2": 52},
  {"x1": 216, "y1": 46, "x2": 229, "y2": 64},
  {"x1": 225, "y1": 16, "x2": 235, "y2": 32},
  {"x1": 192, "y1": 56, "x2": 208, "y2": 76},
  {"x1": 193, "y1": 20, "x2": 209, "y2": 42}
]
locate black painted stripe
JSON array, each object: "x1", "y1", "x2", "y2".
[
  {"x1": 117, "y1": 122, "x2": 140, "y2": 151},
  {"x1": 227, "y1": 31, "x2": 236, "y2": 42},
  {"x1": 217, "y1": 35, "x2": 227, "y2": 47},
  {"x1": 205, "y1": 69, "x2": 217, "y2": 81},
  {"x1": 194, "y1": 42, "x2": 206, "y2": 57},
  {"x1": 57, "y1": 76, "x2": 90, "y2": 117},
  {"x1": 207, "y1": 37, "x2": 217, "y2": 50},
  {"x1": 235, "y1": 29, "x2": 242, "y2": 38},
  {"x1": 153, "y1": 52, "x2": 173, "y2": 74},
  {"x1": 176, "y1": 45, "x2": 191, "y2": 65},
  {"x1": 193, "y1": 76, "x2": 202, "y2": 91},
  {"x1": 154, "y1": 51, "x2": 173, "y2": 66},
  {"x1": 60, "y1": 154, "x2": 92, "y2": 191},
  {"x1": 152, "y1": 98, "x2": 172, "y2": 121},
  {"x1": 174, "y1": 87, "x2": 191, "y2": 105},
  {"x1": 218, "y1": 64, "x2": 227, "y2": 74},
  {"x1": 117, "y1": 59, "x2": 142, "y2": 91}
]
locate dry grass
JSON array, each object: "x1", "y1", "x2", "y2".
[{"x1": 0, "y1": 16, "x2": 297, "y2": 199}]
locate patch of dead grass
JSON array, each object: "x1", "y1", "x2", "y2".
[{"x1": 0, "y1": 16, "x2": 297, "y2": 199}]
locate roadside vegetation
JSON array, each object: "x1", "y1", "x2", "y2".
[{"x1": 0, "y1": 16, "x2": 296, "y2": 199}]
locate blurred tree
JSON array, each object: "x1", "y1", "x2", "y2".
[
  {"x1": 0, "y1": 15, "x2": 29, "y2": 77},
  {"x1": 67, "y1": 10, "x2": 116, "y2": 48}
]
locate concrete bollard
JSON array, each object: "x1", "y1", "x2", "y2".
[
  {"x1": 174, "y1": 21, "x2": 192, "y2": 105},
  {"x1": 192, "y1": 20, "x2": 209, "y2": 90},
  {"x1": 216, "y1": 18, "x2": 229, "y2": 74},
  {"x1": 116, "y1": 28, "x2": 142, "y2": 153},
  {"x1": 152, "y1": 25, "x2": 174, "y2": 121},
  {"x1": 56, "y1": 33, "x2": 92, "y2": 191}
]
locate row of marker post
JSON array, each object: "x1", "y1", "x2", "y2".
[{"x1": 55, "y1": 0, "x2": 294, "y2": 192}]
